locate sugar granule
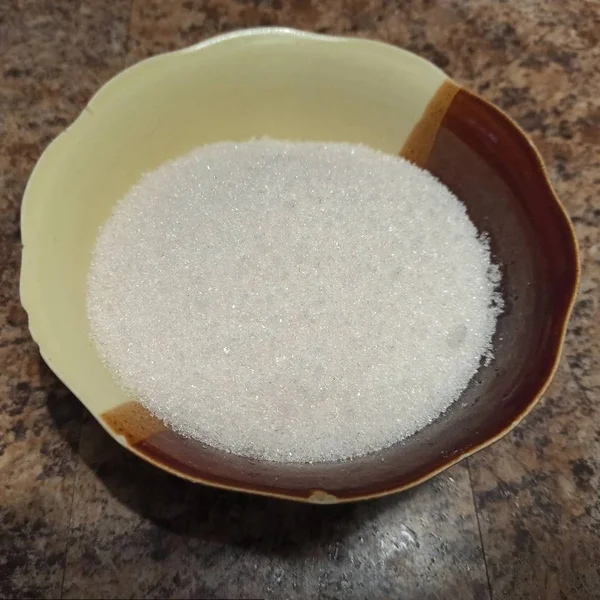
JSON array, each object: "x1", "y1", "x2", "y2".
[{"x1": 87, "y1": 139, "x2": 503, "y2": 463}]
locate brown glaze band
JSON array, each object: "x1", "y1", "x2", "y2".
[
  {"x1": 102, "y1": 401, "x2": 167, "y2": 445},
  {"x1": 101, "y1": 84, "x2": 579, "y2": 503},
  {"x1": 401, "y1": 79, "x2": 460, "y2": 167}
]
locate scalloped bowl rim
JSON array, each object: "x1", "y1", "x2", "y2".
[{"x1": 20, "y1": 27, "x2": 580, "y2": 503}]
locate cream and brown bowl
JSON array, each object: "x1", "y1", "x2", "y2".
[{"x1": 20, "y1": 28, "x2": 579, "y2": 503}]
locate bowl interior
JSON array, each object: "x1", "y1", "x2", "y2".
[{"x1": 21, "y1": 29, "x2": 578, "y2": 502}]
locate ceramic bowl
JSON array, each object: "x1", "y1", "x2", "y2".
[{"x1": 21, "y1": 28, "x2": 579, "y2": 503}]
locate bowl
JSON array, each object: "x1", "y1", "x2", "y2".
[{"x1": 20, "y1": 28, "x2": 579, "y2": 503}]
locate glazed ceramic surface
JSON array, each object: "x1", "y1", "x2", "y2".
[{"x1": 20, "y1": 28, "x2": 579, "y2": 503}]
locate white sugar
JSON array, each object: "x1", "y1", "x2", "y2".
[{"x1": 87, "y1": 139, "x2": 502, "y2": 463}]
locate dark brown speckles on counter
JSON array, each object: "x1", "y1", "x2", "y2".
[{"x1": 1, "y1": 1, "x2": 598, "y2": 598}]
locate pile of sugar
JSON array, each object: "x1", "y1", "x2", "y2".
[{"x1": 88, "y1": 139, "x2": 502, "y2": 463}]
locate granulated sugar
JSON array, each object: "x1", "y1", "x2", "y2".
[{"x1": 88, "y1": 139, "x2": 502, "y2": 463}]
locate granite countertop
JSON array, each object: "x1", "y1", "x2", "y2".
[{"x1": 1, "y1": 1, "x2": 599, "y2": 599}]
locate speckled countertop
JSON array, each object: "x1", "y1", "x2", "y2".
[{"x1": 1, "y1": 1, "x2": 599, "y2": 599}]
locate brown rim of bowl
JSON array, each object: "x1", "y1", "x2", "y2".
[{"x1": 100, "y1": 81, "x2": 580, "y2": 504}]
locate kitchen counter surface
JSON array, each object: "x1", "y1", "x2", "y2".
[{"x1": 1, "y1": 1, "x2": 599, "y2": 598}]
